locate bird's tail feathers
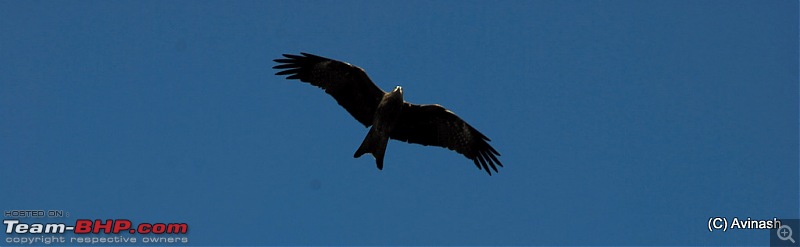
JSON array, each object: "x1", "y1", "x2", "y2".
[{"x1": 354, "y1": 127, "x2": 388, "y2": 170}]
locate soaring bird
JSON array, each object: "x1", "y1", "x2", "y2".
[{"x1": 273, "y1": 53, "x2": 503, "y2": 175}]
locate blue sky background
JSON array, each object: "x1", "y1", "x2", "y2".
[{"x1": 1, "y1": 0, "x2": 798, "y2": 245}]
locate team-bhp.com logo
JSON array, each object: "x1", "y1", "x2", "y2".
[
  {"x1": 4, "y1": 219, "x2": 188, "y2": 234},
  {"x1": 4, "y1": 210, "x2": 190, "y2": 244}
]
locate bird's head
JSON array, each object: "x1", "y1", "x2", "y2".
[
  {"x1": 386, "y1": 86, "x2": 404, "y2": 103},
  {"x1": 393, "y1": 86, "x2": 403, "y2": 94}
]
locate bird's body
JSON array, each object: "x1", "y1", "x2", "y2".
[
  {"x1": 354, "y1": 86, "x2": 404, "y2": 170},
  {"x1": 273, "y1": 53, "x2": 503, "y2": 175}
]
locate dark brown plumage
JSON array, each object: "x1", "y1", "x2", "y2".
[{"x1": 273, "y1": 52, "x2": 502, "y2": 175}]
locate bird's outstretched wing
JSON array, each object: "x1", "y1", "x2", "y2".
[
  {"x1": 389, "y1": 103, "x2": 503, "y2": 175},
  {"x1": 273, "y1": 53, "x2": 386, "y2": 127}
]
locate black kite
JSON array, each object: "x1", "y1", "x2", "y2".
[{"x1": 274, "y1": 53, "x2": 503, "y2": 175}]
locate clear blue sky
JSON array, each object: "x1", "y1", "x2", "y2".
[{"x1": 1, "y1": 0, "x2": 797, "y2": 245}]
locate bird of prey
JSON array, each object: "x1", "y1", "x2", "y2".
[{"x1": 273, "y1": 53, "x2": 502, "y2": 175}]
